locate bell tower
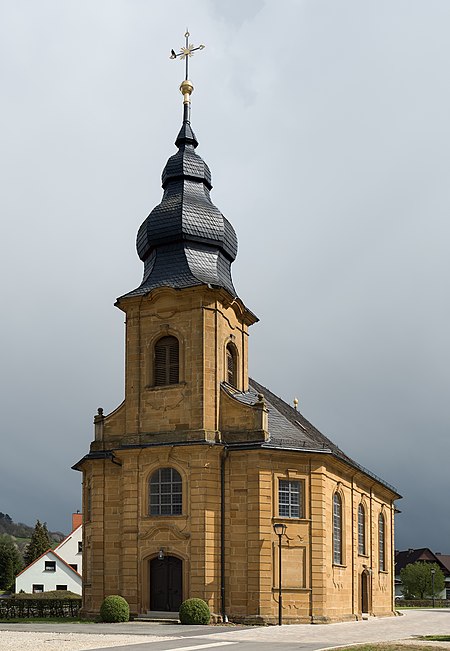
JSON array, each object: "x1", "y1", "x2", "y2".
[
  {"x1": 91, "y1": 41, "x2": 257, "y2": 447},
  {"x1": 75, "y1": 34, "x2": 268, "y2": 620}
]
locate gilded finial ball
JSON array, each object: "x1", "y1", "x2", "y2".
[
  {"x1": 180, "y1": 79, "x2": 194, "y2": 96},
  {"x1": 293, "y1": 398, "x2": 299, "y2": 410}
]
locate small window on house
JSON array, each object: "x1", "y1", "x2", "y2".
[
  {"x1": 32, "y1": 584, "x2": 44, "y2": 593},
  {"x1": 56, "y1": 585, "x2": 67, "y2": 591},
  {"x1": 44, "y1": 561, "x2": 56, "y2": 572},
  {"x1": 358, "y1": 504, "x2": 366, "y2": 555},
  {"x1": 149, "y1": 467, "x2": 182, "y2": 516},
  {"x1": 333, "y1": 492, "x2": 343, "y2": 565},
  {"x1": 278, "y1": 480, "x2": 303, "y2": 518},
  {"x1": 379, "y1": 513, "x2": 386, "y2": 571},
  {"x1": 154, "y1": 336, "x2": 179, "y2": 386},
  {"x1": 69, "y1": 563, "x2": 78, "y2": 572},
  {"x1": 226, "y1": 343, "x2": 237, "y2": 387},
  {"x1": 78, "y1": 542, "x2": 82, "y2": 553}
]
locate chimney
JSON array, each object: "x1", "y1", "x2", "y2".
[{"x1": 72, "y1": 512, "x2": 82, "y2": 531}]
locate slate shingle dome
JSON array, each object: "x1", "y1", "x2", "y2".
[{"x1": 125, "y1": 118, "x2": 238, "y2": 298}]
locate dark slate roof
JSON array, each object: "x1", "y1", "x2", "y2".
[
  {"x1": 223, "y1": 378, "x2": 399, "y2": 495},
  {"x1": 121, "y1": 117, "x2": 238, "y2": 299},
  {"x1": 436, "y1": 555, "x2": 450, "y2": 574},
  {"x1": 395, "y1": 548, "x2": 450, "y2": 575}
]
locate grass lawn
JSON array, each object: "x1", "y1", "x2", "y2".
[{"x1": 337, "y1": 645, "x2": 449, "y2": 651}]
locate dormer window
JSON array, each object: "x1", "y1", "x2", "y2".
[
  {"x1": 154, "y1": 336, "x2": 179, "y2": 386},
  {"x1": 226, "y1": 343, "x2": 237, "y2": 388}
]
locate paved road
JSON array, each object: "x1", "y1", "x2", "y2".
[{"x1": 1, "y1": 609, "x2": 450, "y2": 651}]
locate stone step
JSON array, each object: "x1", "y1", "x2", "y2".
[{"x1": 136, "y1": 611, "x2": 180, "y2": 624}]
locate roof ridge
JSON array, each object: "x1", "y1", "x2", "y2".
[
  {"x1": 248, "y1": 377, "x2": 400, "y2": 497},
  {"x1": 15, "y1": 547, "x2": 81, "y2": 579}
]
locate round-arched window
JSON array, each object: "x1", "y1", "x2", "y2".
[
  {"x1": 333, "y1": 492, "x2": 343, "y2": 564},
  {"x1": 226, "y1": 343, "x2": 237, "y2": 387},
  {"x1": 378, "y1": 513, "x2": 386, "y2": 571},
  {"x1": 358, "y1": 504, "x2": 366, "y2": 555},
  {"x1": 154, "y1": 336, "x2": 179, "y2": 386}
]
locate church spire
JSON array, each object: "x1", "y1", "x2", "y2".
[{"x1": 121, "y1": 32, "x2": 239, "y2": 300}]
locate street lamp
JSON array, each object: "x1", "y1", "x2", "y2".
[
  {"x1": 273, "y1": 523, "x2": 287, "y2": 626},
  {"x1": 431, "y1": 568, "x2": 436, "y2": 608}
]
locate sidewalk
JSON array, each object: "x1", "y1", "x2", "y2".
[
  {"x1": 200, "y1": 609, "x2": 450, "y2": 646},
  {"x1": 0, "y1": 609, "x2": 449, "y2": 651}
]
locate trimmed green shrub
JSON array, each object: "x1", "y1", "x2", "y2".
[
  {"x1": 179, "y1": 598, "x2": 210, "y2": 625},
  {"x1": 99, "y1": 595, "x2": 130, "y2": 623}
]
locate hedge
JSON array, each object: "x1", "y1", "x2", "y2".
[
  {"x1": 396, "y1": 599, "x2": 450, "y2": 608},
  {"x1": 0, "y1": 595, "x2": 81, "y2": 618}
]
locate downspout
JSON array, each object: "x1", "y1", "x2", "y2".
[
  {"x1": 369, "y1": 484, "x2": 374, "y2": 614},
  {"x1": 351, "y1": 474, "x2": 355, "y2": 618},
  {"x1": 220, "y1": 446, "x2": 229, "y2": 622},
  {"x1": 390, "y1": 500, "x2": 395, "y2": 611}
]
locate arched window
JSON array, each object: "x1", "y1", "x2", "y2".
[
  {"x1": 378, "y1": 513, "x2": 386, "y2": 571},
  {"x1": 226, "y1": 343, "x2": 237, "y2": 387},
  {"x1": 358, "y1": 504, "x2": 366, "y2": 555},
  {"x1": 154, "y1": 336, "x2": 179, "y2": 386},
  {"x1": 149, "y1": 468, "x2": 182, "y2": 516},
  {"x1": 333, "y1": 492, "x2": 343, "y2": 565}
]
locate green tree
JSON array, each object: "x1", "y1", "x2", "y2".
[
  {"x1": 0, "y1": 535, "x2": 23, "y2": 590},
  {"x1": 400, "y1": 562, "x2": 445, "y2": 599},
  {"x1": 23, "y1": 520, "x2": 51, "y2": 566}
]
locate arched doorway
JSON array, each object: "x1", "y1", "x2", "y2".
[
  {"x1": 361, "y1": 570, "x2": 370, "y2": 614},
  {"x1": 150, "y1": 555, "x2": 183, "y2": 612}
]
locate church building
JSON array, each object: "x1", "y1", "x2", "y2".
[{"x1": 73, "y1": 54, "x2": 400, "y2": 623}]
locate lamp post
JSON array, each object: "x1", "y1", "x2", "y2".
[
  {"x1": 431, "y1": 568, "x2": 436, "y2": 608},
  {"x1": 273, "y1": 523, "x2": 287, "y2": 626}
]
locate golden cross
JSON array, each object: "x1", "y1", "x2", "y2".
[{"x1": 170, "y1": 29, "x2": 205, "y2": 80}]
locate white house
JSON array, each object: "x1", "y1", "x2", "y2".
[{"x1": 15, "y1": 514, "x2": 83, "y2": 595}]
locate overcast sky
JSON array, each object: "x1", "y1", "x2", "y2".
[{"x1": 0, "y1": 0, "x2": 449, "y2": 550}]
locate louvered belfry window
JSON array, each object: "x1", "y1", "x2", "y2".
[
  {"x1": 226, "y1": 343, "x2": 237, "y2": 387},
  {"x1": 154, "y1": 336, "x2": 179, "y2": 386}
]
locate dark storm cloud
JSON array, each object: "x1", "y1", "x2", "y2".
[{"x1": 0, "y1": 0, "x2": 449, "y2": 550}]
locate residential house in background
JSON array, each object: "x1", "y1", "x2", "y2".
[
  {"x1": 395, "y1": 548, "x2": 450, "y2": 599},
  {"x1": 15, "y1": 513, "x2": 82, "y2": 595}
]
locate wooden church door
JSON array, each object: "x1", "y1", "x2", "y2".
[
  {"x1": 150, "y1": 556, "x2": 183, "y2": 611},
  {"x1": 361, "y1": 570, "x2": 370, "y2": 614}
]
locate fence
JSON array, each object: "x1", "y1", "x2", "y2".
[{"x1": 0, "y1": 597, "x2": 81, "y2": 618}]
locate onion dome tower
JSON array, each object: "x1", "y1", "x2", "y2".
[{"x1": 122, "y1": 41, "x2": 238, "y2": 300}]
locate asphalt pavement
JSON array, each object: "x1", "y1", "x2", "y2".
[{"x1": 1, "y1": 608, "x2": 450, "y2": 651}]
